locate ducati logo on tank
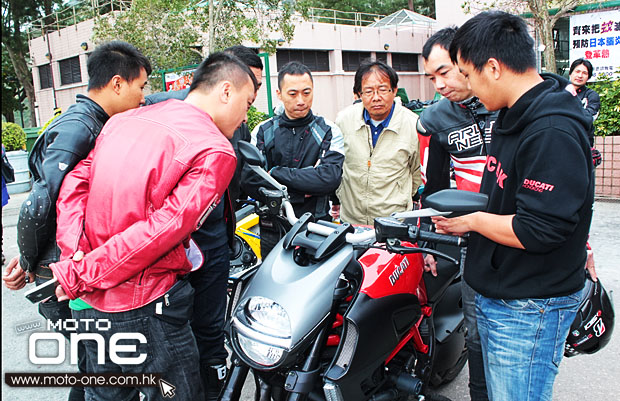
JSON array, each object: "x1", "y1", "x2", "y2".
[{"x1": 389, "y1": 257, "x2": 410, "y2": 286}]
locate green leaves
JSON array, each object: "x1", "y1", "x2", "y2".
[
  {"x1": 2, "y1": 122, "x2": 27, "y2": 151},
  {"x1": 92, "y1": 0, "x2": 305, "y2": 88},
  {"x1": 92, "y1": 0, "x2": 203, "y2": 86},
  {"x1": 590, "y1": 71, "x2": 620, "y2": 136},
  {"x1": 247, "y1": 106, "x2": 269, "y2": 132}
]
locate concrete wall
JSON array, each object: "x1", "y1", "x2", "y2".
[
  {"x1": 29, "y1": 15, "x2": 436, "y2": 124},
  {"x1": 29, "y1": 19, "x2": 93, "y2": 125},
  {"x1": 251, "y1": 21, "x2": 436, "y2": 121}
]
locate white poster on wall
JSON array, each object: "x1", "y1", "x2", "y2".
[
  {"x1": 569, "y1": 9, "x2": 620, "y2": 80},
  {"x1": 164, "y1": 68, "x2": 196, "y2": 91}
]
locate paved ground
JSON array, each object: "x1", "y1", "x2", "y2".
[{"x1": 2, "y1": 191, "x2": 619, "y2": 400}]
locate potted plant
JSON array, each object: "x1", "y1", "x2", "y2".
[{"x1": 1, "y1": 122, "x2": 31, "y2": 194}]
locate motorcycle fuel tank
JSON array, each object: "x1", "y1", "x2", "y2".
[{"x1": 358, "y1": 245, "x2": 424, "y2": 299}]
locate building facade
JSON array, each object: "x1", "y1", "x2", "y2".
[{"x1": 28, "y1": 6, "x2": 437, "y2": 124}]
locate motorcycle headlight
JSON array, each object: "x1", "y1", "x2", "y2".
[
  {"x1": 236, "y1": 333, "x2": 286, "y2": 367},
  {"x1": 247, "y1": 296, "x2": 291, "y2": 336},
  {"x1": 232, "y1": 296, "x2": 292, "y2": 367}
]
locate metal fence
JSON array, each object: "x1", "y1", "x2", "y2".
[
  {"x1": 306, "y1": 8, "x2": 385, "y2": 26},
  {"x1": 26, "y1": 0, "x2": 132, "y2": 41}
]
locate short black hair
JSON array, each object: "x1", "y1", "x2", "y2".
[
  {"x1": 189, "y1": 52, "x2": 258, "y2": 93},
  {"x1": 449, "y1": 11, "x2": 535, "y2": 73},
  {"x1": 422, "y1": 26, "x2": 458, "y2": 60},
  {"x1": 277, "y1": 61, "x2": 313, "y2": 89},
  {"x1": 224, "y1": 45, "x2": 263, "y2": 70},
  {"x1": 353, "y1": 60, "x2": 398, "y2": 96},
  {"x1": 87, "y1": 41, "x2": 152, "y2": 91},
  {"x1": 569, "y1": 58, "x2": 593, "y2": 79}
]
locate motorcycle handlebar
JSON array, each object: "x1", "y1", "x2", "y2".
[
  {"x1": 285, "y1": 201, "x2": 465, "y2": 247},
  {"x1": 414, "y1": 228, "x2": 467, "y2": 247},
  {"x1": 305, "y1": 222, "x2": 377, "y2": 244}
]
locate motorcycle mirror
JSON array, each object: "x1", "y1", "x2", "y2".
[
  {"x1": 424, "y1": 189, "x2": 488, "y2": 217},
  {"x1": 238, "y1": 141, "x2": 266, "y2": 167}
]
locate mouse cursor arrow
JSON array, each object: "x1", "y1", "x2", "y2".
[{"x1": 159, "y1": 379, "x2": 176, "y2": 398}]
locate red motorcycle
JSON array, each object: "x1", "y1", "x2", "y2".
[{"x1": 222, "y1": 143, "x2": 488, "y2": 401}]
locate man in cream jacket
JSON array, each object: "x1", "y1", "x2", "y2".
[{"x1": 335, "y1": 60, "x2": 421, "y2": 225}]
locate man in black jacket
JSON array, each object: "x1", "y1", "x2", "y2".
[
  {"x1": 418, "y1": 27, "x2": 497, "y2": 401},
  {"x1": 567, "y1": 58, "x2": 601, "y2": 147},
  {"x1": 3, "y1": 41, "x2": 150, "y2": 401},
  {"x1": 434, "y1": 12, "x2": 593, "y2": 400},
  {"x1": 243, "y1": 61, "x2": 344, "y2": 256}
]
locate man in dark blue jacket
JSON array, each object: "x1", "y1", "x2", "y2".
[
  {"x1": 3, "y1": 41, "x2": 150, "y2": 401},
  {"x1": 245, "y1": 61, "x2": 344, "y2": 219},
  {"x1": 434, "y1": 12, "x2": 593, "y2": 401},
  {"x1": 243, "y1": 61, "x2": 344, "y2": 256}
]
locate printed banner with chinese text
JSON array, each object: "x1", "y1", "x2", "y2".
[{"x1": 570, "y1": 9, "x2": 620, "y2": 79}]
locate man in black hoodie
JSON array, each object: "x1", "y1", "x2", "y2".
[{"x1": 433, "y1": 11, "x2": 593, "y2": 401}]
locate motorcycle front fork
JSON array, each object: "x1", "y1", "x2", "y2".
[{"x1": 219, "y1": 359, "x2": 249, "y2": 401}]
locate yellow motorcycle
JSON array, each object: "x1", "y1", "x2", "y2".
[{"x1": 229, "y1": 204, "x2": 261, "y2": 276}]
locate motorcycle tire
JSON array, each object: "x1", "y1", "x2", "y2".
[
  {"x1": 428, "y1": 343, "x2": 468, "y2": 388},
  {"x1": 423, "y1": 392, "x2": 453, "y2": 401}
]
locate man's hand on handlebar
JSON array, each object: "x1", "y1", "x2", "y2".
[
  {"x1": 432, "y1": 214, "x2": 474, "y2": 236},
  {"x1": 330, "y1": 205, "x2": 340, "y2": 220}
]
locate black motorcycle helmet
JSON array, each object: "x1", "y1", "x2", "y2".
[{"x1": 565, "y1": 273, "x2": 615, "y2": 357}]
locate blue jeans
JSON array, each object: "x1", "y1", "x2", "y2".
[
  {"x1": 460, "y1": 262, "x2": 488, "y2": 401},
  {"x1": 73, "y1": 289, "x2": 204, "y2": 401},
  {"x1": 476, "y1": 289, "x2": 583, "y2": 401}
]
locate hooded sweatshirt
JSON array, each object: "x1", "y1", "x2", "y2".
[{"x1": 465, "y1": 74, "x2": 594, "y2": 300}]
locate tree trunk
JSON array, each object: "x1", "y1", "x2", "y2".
[
  {"x1": 539, "y1": 17, "x2": 557, "y2": 73},
  {"x1": 208, "y1": 0, "x2": 215, "y2": 53},
  {"x1": 5, "y1": 44, "x2": 38, "y2": 127},
  {"x1": 3, "y1": 112, "x2": 16, "y2": 123}
]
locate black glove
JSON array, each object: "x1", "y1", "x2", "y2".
[{"x1": 591, "y1": 147, "x2": 602, "y2": 167}]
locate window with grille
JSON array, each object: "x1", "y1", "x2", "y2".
[
  {"x1": 375, "y1": 52, "x2": 388, "y2": 64},
  {"x1": 391, "y1": 53, "x2": 419, "y2": 72},
  {"x1": 59, "y1": 56, "x2": 82, "y2": 85},
  {"x1": 276, "y1": 50, "x2": 330, "y2": 72},
  {"x1": 342, "y1": 51, "x2": 371, "y2": 72},
  {"x1": 39, "y1": 64, "x2": 53, "y2": 89}
]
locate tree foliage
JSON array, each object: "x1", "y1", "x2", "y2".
[
  {"x1": 93, "y1": 0, "x2": 204, "y2": 91},
  {"x1": 246, "y1": 105, "x2": 269, "y2": 132},
  {"x1": 1, "y1": 0, "x2": 60, "y2": 127},
  {"x1": 93, "y1": 0, "x2": 303, "y2": 90},
  {"x1": 2, "y1": 43, "x2": 24, "y2": 123},
  {"x1": 590, "y1": 70, "x2": 620, "y2": 136}
]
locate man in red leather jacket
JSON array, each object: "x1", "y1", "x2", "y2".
[{"x1": 50, "y1": 52, "x2": 258, "y2": 401}]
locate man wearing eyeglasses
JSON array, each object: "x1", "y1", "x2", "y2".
[{"x1": 334, "y1": 60, "x2": 422, "y2": 225}]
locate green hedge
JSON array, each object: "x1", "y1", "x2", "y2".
[
  {"x1": 2, "y1": 122, "x2": 27, "y2": 151},
  {"x1": 247, "y1": 106, "x2": 269, "y2": 133},
  {"x1": 590, "y1": 71, "x2": 620, "y2": 136}
]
